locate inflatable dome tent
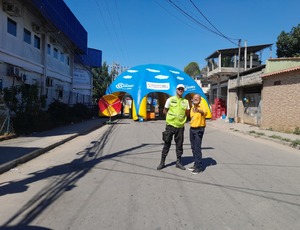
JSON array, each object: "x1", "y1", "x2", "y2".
[{"x1": 105, "y1": 64, "x2": 212, "y2": 120}]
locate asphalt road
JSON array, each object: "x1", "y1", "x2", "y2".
[{"x1": 0, "y1": 119, "x2": 299, "y2": 230}]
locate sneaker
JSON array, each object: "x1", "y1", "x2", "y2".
[
  {"x1": 188, "y1": 166, "x2": 195, "y2": 171},
  {"x1": 191, "y1": 168, "x2": 202, "y2": 174}
]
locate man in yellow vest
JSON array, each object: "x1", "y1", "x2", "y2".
[
  {"x1": 189, "y1": 94, "x2": 207, "y2": 174},
  {"x1": 157, "y1": 84, "x2": 190, "y2": 170}
]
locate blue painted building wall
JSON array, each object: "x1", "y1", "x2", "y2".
[{"x1": 31, "y1": 0, "x2": 87, "y2": 54}]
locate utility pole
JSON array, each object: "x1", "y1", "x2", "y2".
[{"x1": 235, "y1": 39, "x2": 241, "y2": 123}]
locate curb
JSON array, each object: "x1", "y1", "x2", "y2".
[
  {"x1": 0, "y1": 134, "x2": 18, "y2": 142},
  {"x1": 208, "y1": 121, "x2": 300, "y2": 150},
  {"x1": 247, "y1": 132, "x2": 300, "y2": 150},
  {"x1": 0, "y1": 121, "x2": 106, "y2": 175},
  {"x1": 231, "y1": 129, "x2": 300, "y2": 150}
]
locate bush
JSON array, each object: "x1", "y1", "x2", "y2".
[
  {"x1": 71, "y1": 103, "x2": 90, "y2": 121},
  {"x1": 12, "y1": 111, "x2": 54, "y2": 135},
  {"x1": 3, "y1": 86, "x2": 97, "y2": 135},
  {"x1": 47, "y1": 100, "x2": 72, "y2": 125}
]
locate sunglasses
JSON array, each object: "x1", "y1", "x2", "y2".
[{"x1": 177, "y1": 88, "x2": 184, "y2": 91}]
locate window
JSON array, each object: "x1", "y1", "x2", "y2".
[
  {"x1": 7, "y1": 18, "x2": 17, "y2": 36},
  {"x1": 66, "y1": 56, "x2": 70, "y2": 66},
  {"x1": 47, "y1": 44, "x2": 51, "y2": 55},
  {"x1": 53, "y1": 48, "x2": 58, "y2": 59},
  {"x1": 23, "y1": 28, "x2": 31, "y2": 44},
  {"x1": 274, "y1": 81, "x2": 281, "y2": 85},
  {"x1": 34, "y1": 35, "x2": 40, "y2": 49},
  {"x1": 56, "y1": 85, "x2": 63, "y2": 99},
  {"x1": 60, "y1": 52, "x2": 64, "y2": 62}
]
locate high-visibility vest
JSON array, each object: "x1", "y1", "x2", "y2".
[{"x1": 166, "y1": 96, "x2": 189, "y2": 128}]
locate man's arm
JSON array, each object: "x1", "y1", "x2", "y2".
[{"x1": 185, "y1": 108, "x2": 190, "y2": 117}]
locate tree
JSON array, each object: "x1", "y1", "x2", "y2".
[
  {"x1": 92, "y1": 62, "x2": 112, "y2": 101},
  {"x1": 184, "y1": 62, "x2": 201, "y2": 78},
  {"x1": 3, "y1": 84, "x2": 46, "y2": 115},
  {"x1": 276, "y1": 23, "x2": 300, "y2": 57}
]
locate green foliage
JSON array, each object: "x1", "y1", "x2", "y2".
[
  {"x1": 184, "y1": 62, "x2": 201, "y2": 77},
  {"x1": 47, "y1": 100, "x2": 97, "y2": 126},
  {"x1": 72, "y1": 103, "x2": 91, "y2": 121},
  {"x1": 291, "y1": 139, "x2": 300, "y2": 148},
  {"x1": 3, "y1": 86, "x2": 97, "y2": 134},
  {"x1": 3, "y1": 84, "x2": 46, "y2": 114},
  {"x1": 92, "y1": 62, "x2": 112, "y2": 101},
  {"x1": 276, "y1": 23, "x2": 300, "y2": 57},
  {"x1": 47, "y1": 99, "x2": 72, "y2": 125},
  {"x1": 293, "y1": 127, "x2": 300, "y2": 135},
  {"x1": 12, "y1": 111, "x2": 52, "y2": 135},
  {"x1": 221, "y1": 56, "x2": 231, "y2": 67}
]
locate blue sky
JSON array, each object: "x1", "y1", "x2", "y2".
[{"x1": 63, "y1": 0, "x2": 300, "y2": 71}]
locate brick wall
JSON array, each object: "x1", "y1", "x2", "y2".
[{"x1": 261, "y1": 71, "x2": 300, "y2": 132}]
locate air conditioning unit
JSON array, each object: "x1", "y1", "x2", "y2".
[
  {"x1": 3, "y1": 1, "x2": 20, "y2": 16},
  {"x1": 7, "y1": 66, "x2": 20, "y2": 77}
]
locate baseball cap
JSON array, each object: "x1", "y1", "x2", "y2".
[{"x1": 176, "y1": 84, "x2": 185, "y2": 89}]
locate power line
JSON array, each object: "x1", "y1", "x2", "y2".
[
  {"x1": 113, "y1": 0, "x2": 130, "y2": 64},
  {"x1": 166, "y1": 0, "x2": 239, "y2": 46},
  {"x1": 189, "y1": 0, "x2": 239, "y2": 45},
  {"x1": 153, "y1": 0, "x2": 205, "y2": 33},
  {"x1": 94, "y1": 0, "x2": 119, "y2": 54}
]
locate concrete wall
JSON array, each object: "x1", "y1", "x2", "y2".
[
  {"x1": 265, "y1": 58, "x2": 300, "y2": 73},
  {"x1": 261, "y1": 71, "x2": 300, "y2": 132}
]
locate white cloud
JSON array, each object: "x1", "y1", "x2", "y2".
[
  {"x1": 123, "y1": 75, "x2": 132, "y2": 79},
  {"x1": 127, "y1": 70, "x2": 138, "y2": 73},
  {"x1": 146, "y1": 68, "x2": 160, "y2": 73},
  {"x1": 169, "y1": 70, "x2": 180, "y2": 74},
  {"x1": 155, "y1": 75, "x2": 169, "y2": 79}
]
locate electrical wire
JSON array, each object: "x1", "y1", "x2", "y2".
[
  {"x1": 94, "y1": 0, "x2": 119, "y2": 56},
  {"x1": 165, "y1": 0, "x2": 239, "y2": 46},
  {"x1": 189, "y1": 0, "x2": 239, "y2": 44}
]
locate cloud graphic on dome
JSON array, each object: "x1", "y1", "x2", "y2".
[
  {"x1": 128, "y1": 70, "x2": 138, "y2": 73},
  {"x1": 146, "y1": 68, "x2": 160, "y2": 73},
  {"x1": 105, "y1": 64, "x2": 212, "y2": 120},
  {"x1": 169, "y1": 70, "x2": 180, "y2": 74},
  {"x1": 155, "y1": 75, "x2": 169, "y2": 80}
]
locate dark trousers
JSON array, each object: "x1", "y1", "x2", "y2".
[
  {"x1": 161, "y1": 125, "x2": 184, "y2": 159},
  {"x1": 189, "y1": 127, "x2": 205, "y2": 168}
]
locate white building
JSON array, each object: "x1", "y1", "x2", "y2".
[{"x1": 0, "y1": 0, "x2": 102, "y2": 107}]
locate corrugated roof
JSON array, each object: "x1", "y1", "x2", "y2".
[
  {"x1": 205, "y1": 44, "x2": 273, "y2": 60},
  {"x1": 262, "y1": 66, "x2": 300, "y2": 77}
]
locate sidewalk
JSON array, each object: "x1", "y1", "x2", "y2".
[
  {"x1": 207, "y1": 118, "x2": 300, "y2": 150},
  {"x1": 0, "y1": 117, "x2": 107, "y2": 174},
  {"x1": 0, "y1": 117, "x2": 299, "y2": 175}
]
